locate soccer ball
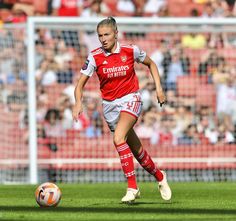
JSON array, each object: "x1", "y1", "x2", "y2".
[{"x1": 35, "y1": 182, "x2": 61, "y2": 207}]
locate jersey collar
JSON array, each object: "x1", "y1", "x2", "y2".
[{"x1": 102, "y1": 42, "x2": 120, "y2": 56}]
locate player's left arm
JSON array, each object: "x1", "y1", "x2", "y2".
[{"x1": 142, "y1": 55, "x2": 166, "y2": 107}]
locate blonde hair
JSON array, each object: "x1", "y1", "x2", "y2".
[{"x1": 97, "y1": 17, "x2": 117, "y2": 32}]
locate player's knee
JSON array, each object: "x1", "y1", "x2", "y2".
[{"x1": 113, "y1": 133, "x2": 126, "y2": 146}]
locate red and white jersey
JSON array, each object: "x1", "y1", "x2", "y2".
[
  {"x1": 80, "y1": 42, "x2": 146, "y2": 101},
  {"x1": 52, "y1": 0, "x2": 81, "y2": 16}
]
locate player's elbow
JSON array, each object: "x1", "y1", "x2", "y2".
[{"x1": 143, "y1": 56, "x2": 155, "y2": 69}]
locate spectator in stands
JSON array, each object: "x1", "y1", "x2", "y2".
[
  {"x1": 36, "y1": 123, "x2": 58, "y2": 152},
  {"x1": 198, "y1": 48, "x2": 224, "y2": 77},
  {"x1": 208, "y1": 32, "x2": 229, "y2": 49},
  {"x1": 35, "y1": 31, "x2": 57, "y2": 69},
  {"x1": 6, "y1": 3, "x2": 34, "y2": 23},
  {"x1": 81, "y1": 0, "x2": 98, "y2": 16},
  {"x1": 19, "y1": 107, "x2": 28, "y2": 130},
  {"x1": 196, "y1": 115, "x2": 213, "y2": 144},
  {"x1": 80, "y1": 0, "x2": 103, "y2": 52},
  {"x1": 166, "y1": 49, "x2": 185, "y2": 90},
  {"x1": 178, "y1": 124, "x2": 201, "y2": 145},
  {"x1": 190, "y1": 8, "x2": 199, "y2": 17},
  {"x1": 143, "y1": 0, "x2": 166, "y2": 16},
  {"x1": 163, "y1": 89, "x2": 178, "y2": 113},
  {"x1": 35, "y1": 60, "x2": 58, "y2": 86},
  {"x1": 0, "y1": 35, "x2": 17, "y2": 78},
  {"x1": 140, "y1": 81, "x2": 155, "y2": 111},
  {"x1": 177, "y1": 45, "x2": 191, "y2": 74},
  {"x1": 172, "y1": 105, "x2": 193, "y2": 140},
  {"x1": 84, "y1": 98, "x2": 103, "y2": 138},
  {"x1": 0, "y1": 82, "x2": 8, "y2": 104},
  {"x1": 36, "y1": 91, "x2": 49, "y2": 123},
  {"x1": 212, "y1": 66, "x2": 236, "y2": 126},
  {"x1": 62, "y1": 84, "x2": 76, "y2": 104},
  {"x1": 154, "y1": 39, "x2": 190, "y2": 88},
  {"x1": 151, "y1": 39, "x2": 169, "y2": 78},
  {"x1": 160, "y1": 39, "x2": 172, "y2": 82},
  {"x1": 135, "y1": 109, "x2": 159, "y2": 140},
  {"x1": 215, "y1": 121, "x2": 235, "y2": 144},
  {"x1": 116, "y1": 0, "x2": 136, "y2": 16},
  {"x1": 157, "y1": 115, "x2": 175, "y2": 146},
  {"x1": 181, "y1": 33, "x2": 207, "y2": 49},
  {"x1": 81, "y1": 0, "x2": 108, "y2": 17},
  {"x1": 74, "y1": 44, "x2": 89, "y2": 72},
  {"x1": 226, "y1": 0, "x2": 236, "y2": 10},
  {"x1": 44, "y1": 108, "x2": 66, "y2": 137},
  {"x1": 44, "y1": 47, "x2": 58, "y2": 65},
  {"x1": 210, "y1": 0, "x2": 230, "y2": 17},
  {"x1": 132, "y1": 0, "x2": 145, "y2": 16},
  {"x1": 0, "y1": 1, "x2": 13, "y2": 23},
  {"x1": 155, "y1": 3, "x2": 169, "y2": 17},
  {"x1": 54, "y1": 40, "x2": 73, "y2": 70},
  {"x1": 72, "y1": 17, "x2": 171, "y2": 203},
  {"x1": 201, "y1": 2, "x2": 215, "y2": 17},
  {"x1": 6, "y1": 61, "x2": 27, "y2": 85},
  {"x1": 56, "y1": 60, "x2": 75, "y2": 84},
  {"x1": 51, "y1": 0, "x2": 82, "y2": 16},
  {"x1": 56, "y1": 94, "x2": 74, "y2": 130}
]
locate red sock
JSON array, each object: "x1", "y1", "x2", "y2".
[
  {"x1": 116, "y1": 142, "x2": 137, "y2": 189},
  {"x1": 137, "y1": 148, "x2": 163, "y2": 182}
]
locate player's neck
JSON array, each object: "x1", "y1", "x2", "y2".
[{"x1": 109, "y1": 41, "x2": 118, "y2": 53}]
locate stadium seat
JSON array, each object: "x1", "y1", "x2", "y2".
[
  {"x1": 177, "y1": 76, "x2": 200, "y2": 97},
  {"x1": 196, "y1": 84, "x2": 216, "y2": 108}
]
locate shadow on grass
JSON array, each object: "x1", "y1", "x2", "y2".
[{"x1": 0, "y1": 206, "x2": 235, "y2": 215}]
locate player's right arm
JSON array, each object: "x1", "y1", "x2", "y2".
[
  {"x1": 72, "y1": 53, "x2": 96, "y2": 121},
  {"x1": 72, "y1": 74, "x2": 90, "y2": 121}
]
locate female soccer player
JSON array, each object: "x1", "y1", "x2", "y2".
[{"x1": 72, "y1": 17, "x2": 171, "y2": 203}]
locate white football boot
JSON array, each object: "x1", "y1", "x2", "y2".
[
  {"x1": 121, "y1": 188, "x2": 140, "y2": 203},
  {"x1": 158, "y1": 170, "x2": 172, "y2": 201}
]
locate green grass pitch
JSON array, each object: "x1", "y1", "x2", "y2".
[{"x1": 0, "y1": 182, "x2": 235, "y2": 221}]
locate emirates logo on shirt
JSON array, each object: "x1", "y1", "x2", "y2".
[
  {"x1": 121, "y1": 56, "x2": 127, "y2": 62},
  {"x1": 103, "y1": 65, "x2": 129, "y2": 78},
  {"x1": 103, "y1": 65, "x2": 129, "y2": 74}
]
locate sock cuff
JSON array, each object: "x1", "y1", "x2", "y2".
[{"x1": 116, "y1": 142, "x2": 129, "y2": 152}]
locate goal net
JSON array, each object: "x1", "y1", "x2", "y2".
[
  {"x1": 0, "y1": 18, "x2": 236, "y2": 184},
  {"x1": 0, "y1": 23, "x2": 28, "y2": 183}
]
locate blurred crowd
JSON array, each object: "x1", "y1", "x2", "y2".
[
  {"x1": 0, "y1": 0, "x2": 236, "y2": 23},
  {"x1": 0, "y1": 0, "x2": 236, "y2": 151}
]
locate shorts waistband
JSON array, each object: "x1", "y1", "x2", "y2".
[{"x1": 102, "y1": 91, "x2": 140, "y2": 104}]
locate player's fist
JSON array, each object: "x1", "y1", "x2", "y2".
[
  {"x1": 156, "y1": 90, "x2": 166, "y2": 107},
  {"x1": 72, "y1": 102, "x2": 83, "y2": 121}
]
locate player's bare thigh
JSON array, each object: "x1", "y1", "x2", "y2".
[{"x1": 113, "y1": 112, "x2": 137, "y2": 146}]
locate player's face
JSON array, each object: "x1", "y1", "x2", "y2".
[{"x1": 97, "y1": 25, "x2": 117, "y2": 52}]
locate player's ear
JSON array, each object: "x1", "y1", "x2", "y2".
[{"x1": 115, "y1": 30, "x2": 118, "y2": 39}]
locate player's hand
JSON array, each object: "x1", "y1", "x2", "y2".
[
  {"x1": 156, "y1": 89, "x2": 166, "y2": 107},
  {"x1": 72, "y1": 102, "x2": 83, "y2": 121}
]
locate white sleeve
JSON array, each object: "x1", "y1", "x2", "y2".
[
  {"x1": 80, "y1": 53, "x2": 96, "y2": 77},
  {"x1": 133, "y1": 45, "x2": 147, "y2": 63},
  {"x1": 52, "y1": 0, "x2": 61, "y2": 9}
]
